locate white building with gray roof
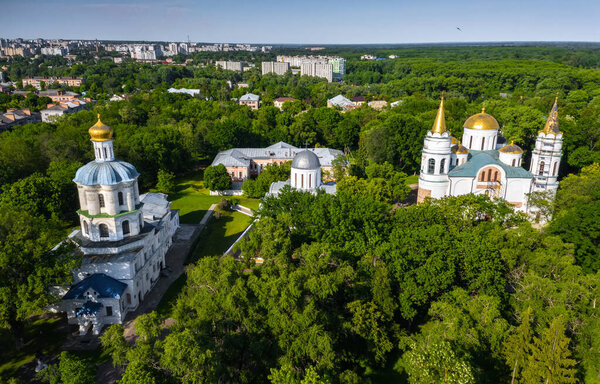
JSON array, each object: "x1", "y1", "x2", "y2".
[{"x1": 211, "y1": 141, "x2": 343, "y2": 184}]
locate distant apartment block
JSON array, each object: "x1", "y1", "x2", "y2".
[
  {"x1": 22, "y1": 77, "x2": 83, "y2": 90},
  {"x1": 301, "y1": 62, "x2": 333, "y2": 82},
  {"x1": 329, "y1": 57, "x2": 346, "y2": 81},
  {"x1": 0, "y1": 47, "x2": 31, "y2": 57},
  {"x1": 216, "y1": 61, "x2": 243, "y2": 72},
  {"x1": 239, "y1": 93, "x2": 260, "y2": 110},
  {"x1": 41, "y1": 47, "x2": 69, "y2": 56},
  {"x1": 38, "y1": 90, "x2": 81, "y2": 103},
  {"x1": 0, "y1": 109, "x2": 41, "y2": 131},
  {"x1": 261, "y1": 61, "x2": 290, "y2": 76},
  {"x1": 41, "y1": 100, "x2": 88, "y2": 122}
]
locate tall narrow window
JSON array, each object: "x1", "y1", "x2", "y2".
[
  {"x1": 98, "y1": 194, "x2": 105, "y2": 208},
  {"x1": 487, "y1": 169, "x2": 492, "y2": 181},
  {"x1": 428, "y1": 158, "x2": 435, "y2": 174},
  {"x1": 538, "y1": 161, "x2": 545, "y2": 176},
  {"x1": 99, "y1": 224, "x2": 109, "y2": 238},
  {"x1": 553, "y1": 162, "x2": 558, "y2": 176},
  {"x1": 479, "y1": 171, "x2": 485, "y2": 182},
  {"x1": 469, "y1": 136, "x2": 473, "y2": 148},
  {"x1": 301, "y1": 174, "x2": 304, "y2": 188},
  {"x1": 309, "y1": 174, "x2": 312, "y2": 188},
  {"x1": 440, "y1": 158, "x2": 446, "y2": 174},
  {"x1": 122, "y1": 220, "x2": 130, "y2": 235},
  {"x1": 511, "y1": 159, "x2": 516, "y2": 167},
  {"x1": 103, "y1": 147, "x2": 107, "y2": 159},
  {"x1": 83, "y1": 221, "x2": 89, "y2": 235},
  {"x1": 481, "y1": 138, "x2": 485, "y2": 150},
  {"x1": 118, "y1": 192, "x2": 124, "y2": 206},
  {"x1": 494, "y1": 171, "x2": 499, "y2": 181},
  {"x1": 294, "y1": 173, "x2": 297, "y2": 187}
]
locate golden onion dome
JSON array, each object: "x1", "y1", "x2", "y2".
[
  {"x1": 498, "y1": 141, "x2": 523, "y2": 154},
  {"x1": 89, "y1": 114, "x2": 113, "y2": 142},
  {"x1": 451, "y1": 136, "x2": 459, "y2": 145},
  {"x1": 452, "y1": 141, "x2": 469, "y2": 154},
  {"x1": 463, "y1": 108, "x2": 500, "y2": 131}
]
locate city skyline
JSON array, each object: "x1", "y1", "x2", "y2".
[{"x1": 2, "y1": 0, "x2": 599, "y2": 44}]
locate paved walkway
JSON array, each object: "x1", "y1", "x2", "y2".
[{"x1": 95, "y1": 204, "x2": 218, "y2": 383}]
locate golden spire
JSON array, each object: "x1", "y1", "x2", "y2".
[
  {"x1": 481, "y1": 107, "x2": 486, "y2": 113},
  {"x1": 541, "y1": 94, "x2": 560, "y2": 135},
  {"x1": 89, "y1": 113, "x2": 114, "y2": 141},
  {"x1": 431, "y1": 96, "x2": 447, "y2": 134}
]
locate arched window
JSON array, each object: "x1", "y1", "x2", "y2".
[
  {"x1": 103, "y1": 147, "x2": 107, "y2": 159},
  {"x1": 469, "y1": 136, "x2": 473, "y2": 148},
  {"x1": 494, "y1": 171, "x2": 499, "y2": 181},
  {"x1": 83, "y1": 221, "x2": 89, "y2": 235},
  {"x1": 553, "y1": 162, "x2": 558, "y2": 176},
  {"x1": 99, "y1": 224, "x2": 109, "y2": 238},
  {"x1": 440, "y1": 158, "x2": 446, "y2": 174},
  {"x1": 98, "y1": 193, "x2": 105, "y2": 208},
  {"x1": 118, "y1": 192, "x2": 124, "y2": 206},
  {"x1": 511, "y1": 159, "x2": 516, "y2": 167},
  {"x1": 309, "y1": 174, "x2": 312, "y2": 188},
  {"x1": 538, "y1": 161, "x2": 545, "y2": 176},
  {"x1": 301, "y1": 174, "x2": 304, "y2": 188},
  {"x1": 487, "y1": 169, "x2": 492, "y2": 181},
  {"x1": 481, "y1": 138, "x2": 485, "y2": 150},
  {"x1": 479, "y1": 170, "x2": 486, "y2": 182},
  {"x1": 428, "y1": 158, "x2": 435, "y2": 174},
  {"x1": 122, "y1": 220, "x2": 130, "y2": 235}
]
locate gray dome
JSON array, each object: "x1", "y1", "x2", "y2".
[
  {"x1": 73, "y1": 160, "x2": 140, "y2": 186},
  {"x1": 291, "y1": 150, "x2": 321, "y2": 170}
]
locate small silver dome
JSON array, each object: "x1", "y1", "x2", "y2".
[
  {"x1": 291, "y1": 150, "x2": 321, "y2": 170},
  {"x1": 73, "y1": 160, "x2": 140, "y2": 186}
]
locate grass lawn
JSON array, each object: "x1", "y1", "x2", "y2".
[
  {"x1": 0, "y1": 314, "x2": 69, "y2": 379},
  {"x1": 404, "y1": 174, "x2": 419, "y2": 185},
  {"x1": 161, "y1": 172, "x2": 260, "y2": 224},
  {"x1": 156, "y1": 210, "x2": 253, "y2": 317}
]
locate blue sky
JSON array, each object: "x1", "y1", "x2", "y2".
[{"x1": 1, "y1": 0, "x2": 599, "y2": 44}]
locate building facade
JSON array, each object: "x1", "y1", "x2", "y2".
[
  {"x1": 239, "y1": 93, "x2": 260, "y2": 110},
  {"x1": 215, "y1": 61, "x2": 243, "y2": 72},
  {"x1": 211, "y1": 141, "x2": 343, "y2": 183},
  {"x1": 41, "y1": 100, "x2": 88, "y2": 122},
  {"x1": 417, "y1": 97, "x2": 563, "y2": 213},
  {"x1": 60, "y1": 116, "x2": 179, "y2": 335},
  {"x1": 0, "y1": 108, "x2": 41, "y2": 131},
  {"x1": 22, "y1": 77, "x2": 82, "y2": 90},
  {"x1": 262, "y1": 61, "x2": 290, "y2": 76}
]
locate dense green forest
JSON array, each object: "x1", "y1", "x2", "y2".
[{"x1": 0, "y1": 44, "x2": 600, "y2": 383}]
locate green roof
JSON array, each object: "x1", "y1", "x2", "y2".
[{"x1": 448, "y1": 150, "x2": 534, "y2": 179}]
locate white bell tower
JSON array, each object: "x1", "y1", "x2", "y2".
[
  {"x1": 530, "y1": 96, "x2": 563, "y2": 194},
  {"x1": 418, "y1": 97, "x2": 451, "y2": 203}
]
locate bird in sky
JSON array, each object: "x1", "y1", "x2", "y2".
[{"x1": 456, "y1": 27, "x2": 463, "y2": 32}]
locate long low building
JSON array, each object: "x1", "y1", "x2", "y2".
[
  {"x1": 211, "y1": 141, "x2": 343, "y2": 183},
  {"x1": 41, "y1": 99, "x2": 88, "y2": 122}
]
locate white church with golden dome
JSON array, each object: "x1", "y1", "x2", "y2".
[
  {"x1": 417, "y1": 97, "x2": 563, "y2": 213},
  {"x1": 59, "y1": 116, "x2": 179, "y2": 335}
]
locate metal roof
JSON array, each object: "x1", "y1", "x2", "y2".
[
  {"x1": 73, "y1": 160, "x2": 139, "y2": 186},
  {"x1": 63, "y1": 273, "x2": 127, "y2": 300},
  {"x1": 211, "y1": 142, "x2": 343, "y2": 168},
  {"x1": 292, "y1": 150, "x2": 320, "y2": 170},
  {"x1": 448, "y1": 150, "x2": 534, "y2": 179},
  {"x1": 240, "y1": 93, "x2": 260, "y2": 101}
]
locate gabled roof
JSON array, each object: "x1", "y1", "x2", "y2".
[
  {"x1": 64, "y1": 273, "x2": 127, "y2": 300},
  {"x1": 328, "y1": 94, "x2": 353, "y2": 107},
  {"x1": 448, "y1": 150, "x2": 534, "y2": 179},
  {"x1": 273, "y1": 97, "x2": 295, "y2": 102},
  {"x1": 240, "y1": 93, "x2": 260, "y2": 101}
]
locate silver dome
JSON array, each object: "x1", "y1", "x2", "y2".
[
  {"x1": 73, "y1": 160, "x2": 140, "y2": 186},
  {"x1": 291, "y1": 150, "x2": 321, "y2": 170}
]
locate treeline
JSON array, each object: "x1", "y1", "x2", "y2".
[{"x1": 99, "y1": 163, "x2": 600, "y2": 383}]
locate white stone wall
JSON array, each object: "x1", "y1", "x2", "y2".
[
  {"x1": 499, "y1": 152, "x2": 523, "y2": 167},
  {"x1": 462, "y1": 127, "x2": 498, "y2": 151},
  {"x1": 291, "y1": 167, "x2": 321, "y2": 190}
]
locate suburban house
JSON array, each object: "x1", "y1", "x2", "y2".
[
  {"x1": 273, "y1": 97, "x2": 295, "y2": 110},
  {"x1": 327, "y1": 95, "x2": 355, "y2": 111},
  {"x1": 39, "y1": 90, "x2": 80, "y2": 103},
  {"x1": 211, "y1": 141, "x2": 343, "y2": 183},
  {"x1": 368, "y1": 100, "x2": 388, "y2": 110},
  {"x1": 239, "y1": 93, "x2": 260, "y2": 110}
]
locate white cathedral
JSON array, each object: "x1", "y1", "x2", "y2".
[
  {"x1": 59, "y1": 116, "x2": 179, "y2": 335},
  {"x1": 417, "y1": 96, "x2": 563, "y2": 213}
]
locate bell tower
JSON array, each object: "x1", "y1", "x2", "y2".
[
  {"x1": 417, "y1": 97, "x2": 451, "y2": 202},
  {"x1": 73, "y1": 115, "x2": 144, "y2": 242},
  {"x1": 530, "y1": 96, "x2": 563, "y2": 194}
]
